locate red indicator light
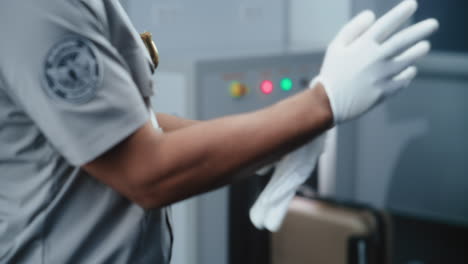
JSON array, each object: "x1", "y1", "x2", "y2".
[{"x1": 260, "y1": 80, "x2": 274, "y2": 94}]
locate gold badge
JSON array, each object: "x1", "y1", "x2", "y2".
[{"x1": 140, "y1": 32, "x2": 159, "y2": 71}]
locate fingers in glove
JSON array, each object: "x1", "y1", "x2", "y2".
[
  {"x1": 365, "y1": 0, "x2": 418, "y2": 43},
  {"x1": 381, "y1": 18, "x2": 439, "y2": 59},
  {"x1": 250, "y1": 181, "x2": 296, "y2": 230},
  {"x1": 383, "y1": 66, "x2": 418, "y2": 96},
  {"x1": 394, "y1": 40, "x2": 431, "y2": 62},
  {"x1": 333, "y1": 10, "x2": 376, "y2": 46},
  {"x1": 249, "y1": 204, "x2": 267, "y2": 230},
  {"x1": 382, "y1": 40, "x2": 430, "y2": 78},
  {"x1": 263, "y1": 191, "x2": 296, "y2": 231}
]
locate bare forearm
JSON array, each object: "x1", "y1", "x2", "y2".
[
  {"x1": 84, "y1": 85, "x2": 332, "y2": 209},
  {"x1": 138, "y1": 85, "x2": 332, "y2": 207},
  {"x1": 156, "y1": 113, "x2": 277, "y2": 181},
  {"x1": 155, "y1": 113, "x2": 277, "y2": 181},
  {"x1": 156, "y1": 113, "x2": 199, "y2": 132}
]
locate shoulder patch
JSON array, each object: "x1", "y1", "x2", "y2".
[{"x1": 43, "y1": 37, "x2": 101, "y2": 104}]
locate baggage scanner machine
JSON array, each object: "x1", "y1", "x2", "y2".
[{"x1": 153, "y1": 53, "x2": 324, "y2": 264}]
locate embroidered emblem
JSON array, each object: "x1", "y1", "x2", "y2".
[{"x1": 44, "y1": 37, "x2": 101, "y2": 104}]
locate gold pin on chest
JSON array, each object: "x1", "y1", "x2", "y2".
[{"x1": 140, "y1": 31, "x2": 160, "y2": 71}]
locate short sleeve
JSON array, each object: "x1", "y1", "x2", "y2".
[{"x1": 0, "y1": 1, "x2": 151, "y2": 166}]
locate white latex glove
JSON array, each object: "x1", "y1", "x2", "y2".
[
  {"x1": 150, "y1": 110, "x2": 158, "y2": 128},
  {"x1": 250, "y1": 134, "x2": 326, "y2": 231},
  {"x1": 313, "y1": 0, "x2": 439, "y2": 124},
  {"x1": 149, "y1": 108, "x2": 163, "y2": 132}
]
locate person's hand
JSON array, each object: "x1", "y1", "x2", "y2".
[{"x1": 312, "y1": 0, "x2": 439, "y2": 124}]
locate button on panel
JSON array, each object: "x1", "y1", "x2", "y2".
[{"x1": 229, "y1": 82, "x2": 249, "y2": 98}]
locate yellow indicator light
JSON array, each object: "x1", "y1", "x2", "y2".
[{"x1": 229, "y1": 82, "x2": 249, "y2": 98}]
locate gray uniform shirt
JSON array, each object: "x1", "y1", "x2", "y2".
[{"x1": 0, "y1": 0, "x2": 172, "y2": 263}]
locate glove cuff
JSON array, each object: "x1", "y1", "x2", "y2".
[{"x1": 309, "y1": 76, "x2": 339, "y2": 125}]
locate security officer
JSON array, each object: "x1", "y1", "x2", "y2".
[
  {"x1": 0, "y1": 1, "x2": 173, "y2": 263},
  {"x1": 0, "y1": 0, "x2": 437, "y2": 263}
]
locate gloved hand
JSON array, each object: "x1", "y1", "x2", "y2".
[
  {"x1": 249, "y1": 134, "x2": 326, "y2": 231},
  {"x1": 313, "y1": 0, "x2": 439, "y2": 124}
]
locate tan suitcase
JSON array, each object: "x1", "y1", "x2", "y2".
[{"x1": 272, "y1": 196, "x2": 391, "y2": 264}]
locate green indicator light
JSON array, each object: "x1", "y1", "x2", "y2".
[{"x1": 281, "y1": 78, "x2": 293, "y2": 91}]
